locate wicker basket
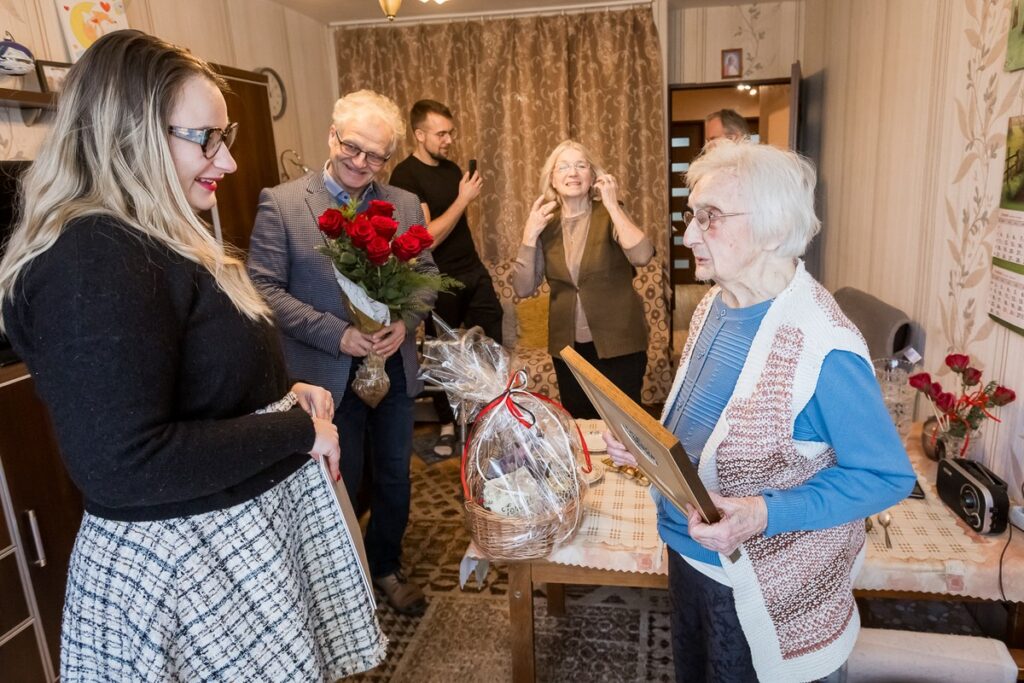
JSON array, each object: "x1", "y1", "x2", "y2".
[{"x1": 464, "y1": 483, "x2": 585, "y2": 561}]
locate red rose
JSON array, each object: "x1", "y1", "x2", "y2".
[
  {"x1": 392, "y1": 232, "x2": 424, "y2": 261},
  {"x1": 934, "y1": 391, "x2": 956, "y2": 413},
  {"x1": 962, "y1": 367, "x2": 982, "y2": 386},
  {"x1": 908, "y1": 372, "x2": 932, "y2": 394},
  {"x1": 992, "y1": 386, "x2": 1016, "y2": 407},
  {"x1": 348, "y1": 215, "x2": 376, "y2": 248},
  {"x1": 365, "y1": 235, "x2": 392, "y2": 265},
  {"x1": 318, "y1": 208, "x2": 346, "y2": 239},
  {"x1": 366, "y1": 200, "x2": 395, "y2": 218},
  {"x1": 405, "y1": 224, "x2": 433, "y2": 250},
  {"x1": 945, "y1": 353, "x2": 970, "y2": 373},
  {"x1": 930, "y1": 382, "x2": 943, "y2": 399},
  {"x1": 370, "y1": 215, "x2": 399, "y2": 241}
]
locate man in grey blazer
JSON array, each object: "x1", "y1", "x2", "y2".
[{"x1": 248, "y1": 90, "x2": 436, "y2": 615}]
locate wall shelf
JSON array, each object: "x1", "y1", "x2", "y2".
[{"x1": 0, "y1": 88, "x2": 56, "y2": 110}]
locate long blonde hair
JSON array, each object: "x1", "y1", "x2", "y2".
[{"x1": 0, "y1": 30, "x2": 270, "y2": 332}]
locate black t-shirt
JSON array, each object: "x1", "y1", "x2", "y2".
[{"x1": 389, "y1": 155, "x2": 482, "y2": 274}]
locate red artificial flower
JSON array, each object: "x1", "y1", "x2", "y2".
[
  {"x1": 392, "y1": 232, "x2": 424, "y2": 261},
  {"x1": 962, "y1": 367, "x2": 982, "y2": 387},
  {"x1": 945, "y1": 353, "x2": 970, "y2": 373},
  {"x1": 992, "y1": 386, "x2": 1017, "y2": 407},
  {"x1": 365, "y1": 235, "x2": 392, "y2": 265},
  {"x1": 405, "y1": 224, "x2": 434, "y2": 250},
  {"x1": 366, "y1": 200, "x2": 395, "y2": 218},
  {"x1": 930, "y1": 382, "x2": 943, "y2": 398},
  {"x1": 370, "y1": 215, "x2": 399, "y2": 241},
  {"x1": 318, "y1": 208, "x2": 346, "y2": 239},
  {"x1": 348, "y1": 215, "x2": 376, "y2": 249},
  {"x1": 934, "y1": 391, "x2": 956, "y2": 413},
  {"x1": 908, "y1": 372, "x2": 933, "y2": 395}
]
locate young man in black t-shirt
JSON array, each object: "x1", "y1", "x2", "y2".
[{"x1": 390, "y1": 100, "x2": 503, "y2": 458}]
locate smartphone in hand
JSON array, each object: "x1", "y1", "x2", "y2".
[{"x1": 468, "y1": 159, "x2": 477, "y2": 176}]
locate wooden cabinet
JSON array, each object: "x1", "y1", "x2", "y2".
[{"x1": 0, "y1": 363, "x2": 83, "y2": 681}]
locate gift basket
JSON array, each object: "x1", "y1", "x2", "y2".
[{"x1": 421, "y1": 318, "x2": 592, "y2": 560}]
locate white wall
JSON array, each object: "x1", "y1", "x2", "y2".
[{"x1": 0, "y1": 0, "x2": 336, "y2": 174}]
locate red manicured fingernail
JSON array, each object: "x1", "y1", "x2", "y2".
[{"x1": 335, "y1": 473, "x2": 341, "y2": 482}]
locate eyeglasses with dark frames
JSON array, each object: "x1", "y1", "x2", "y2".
[
  {"x1": 683, "y1": 208, "x2": 750, "y2": 232},
  {"x1": 167, "y1": 122, "x2": 238, "y2": 159},
  {"x1": 333, "y1": 130, "x2": 390, "y2": 168}
]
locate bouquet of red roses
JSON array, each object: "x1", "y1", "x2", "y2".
[
  {"x1": 909, "y1": 353, "x2": 1016, "y2": 456},
  {"x1": 317, "y1": 198, "x2": 459, "y2": 406}
]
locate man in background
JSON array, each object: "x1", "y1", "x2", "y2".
[
  {"x1": 390, "y1": 99, "x2": 503, "y2": 459},
  {"x1": 705, "y1": 108, "x2": 750, "y2": 143}
]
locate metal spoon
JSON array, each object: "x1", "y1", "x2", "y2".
[
  {"x1": 864, "y1": 516, "x2": 873, "y2": 533},
  {"x1": 878, "y1": 512, "x2": 893, "y2": 549}
]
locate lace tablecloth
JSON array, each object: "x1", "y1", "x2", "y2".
[{"x1": 462, "y1": 423, "x2": 1023, "y2": 602}]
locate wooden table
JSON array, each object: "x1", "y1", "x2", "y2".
[{"x1": 500, "y1": 425, "x2": 1024, "y2": 682}]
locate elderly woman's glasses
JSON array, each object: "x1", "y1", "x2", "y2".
[
  {"x1": 167, "y1": 122, "x2": 238, "y2": 159},
  {"x1": 334, "y1": 130, "x2": 390, "y2": 168},
  {"x1": 554, "y1": 161, "x2": 591, "y2": 174},
  {"x1": 683, "y1": 208, "x2": 749, "y2": 231}
]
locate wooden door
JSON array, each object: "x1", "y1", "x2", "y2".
[
  {"x1": 668, "y1": 121, "x2": 702, "y2": 286},
  {"x1": 208, "y1": 64, "x2": 279, "y2": 252}
]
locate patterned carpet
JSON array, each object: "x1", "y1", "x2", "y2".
[{"x1": 349, "y1": 440, "x2": 989, "y2": 683}]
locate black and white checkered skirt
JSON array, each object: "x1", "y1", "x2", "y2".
[{"x1": 60, "y1": 459, "x2": 387, "y2": 681}]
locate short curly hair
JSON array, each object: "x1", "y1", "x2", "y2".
[{"x1": 332, "y1": 90, "x2": 405, "y2": 154}]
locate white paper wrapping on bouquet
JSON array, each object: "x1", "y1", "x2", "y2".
[{"x1": 333, "y1": 269, "x2": 390, "y2": 326}]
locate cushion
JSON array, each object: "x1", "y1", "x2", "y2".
[
  {"x1": 516, "y1": 294, "x2": 550, "y2": 350},
  {"x1": 847, "y1": 628, "x2": 1016, "y2": 682}
]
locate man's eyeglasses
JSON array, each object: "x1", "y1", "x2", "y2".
[
  {"x1": 334, "y1": 130, "x2": 390, "y2": 168},
  {"x1": 554, "y1": 161, "x2": 591, "y2": 174},
  {"x1": 167, "y1": 122, "x2": 238, "y2": 159},
  {"x1": 683, "y1": 208, "x2": 749, "y2": 231}
]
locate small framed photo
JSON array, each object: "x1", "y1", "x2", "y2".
[
  {"x1": 35, "y1": 60, "x2": 72, "y2": 94},
  {"x1": 721, "y1": 48, "x2": 743, "y2": 79}
]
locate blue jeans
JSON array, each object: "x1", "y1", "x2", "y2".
[{"x1": 335, "y1": 353, "x2": 413, "y2": 578}]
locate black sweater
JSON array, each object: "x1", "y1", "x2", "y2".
[{"x1": 2, "y1": 216, "x2": 315, "y2": 521}]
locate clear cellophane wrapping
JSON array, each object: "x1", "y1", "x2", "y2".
[{"x1": 420, "y1": 318, "x2": 591, "y2": 560}]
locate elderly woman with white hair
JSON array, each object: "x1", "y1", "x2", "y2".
[
  {"x1": 605, "y1": 140, "x2": 915, "y2": 682},
  {"x1": 513, "y1": 140, "x2": 653, "y2": 417}
]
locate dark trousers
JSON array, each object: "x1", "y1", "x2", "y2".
[
  {"x1": 335, "y1": 353, "x2": 413, "y2": 578},
  {"x1": 551, "y1": 341, "x2": 646, "y2": 418},
  {"x1": 426, "y1": 265, "x2": 503, "y2": 424},
  {"x1": 668, "y1": 551, "x2": 847, "y2": 683}
]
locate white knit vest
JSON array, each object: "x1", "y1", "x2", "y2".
[{"x1": 662, "y1": 261, "x2": 870, "y2": 682}]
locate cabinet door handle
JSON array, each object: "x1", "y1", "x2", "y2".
[{"x1": 24, "y1": 509, "x2": 47, "y2": 568}]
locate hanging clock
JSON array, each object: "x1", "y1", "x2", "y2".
[{"x1": 256, "y1": 67, "x2": 287, "y2": 121}]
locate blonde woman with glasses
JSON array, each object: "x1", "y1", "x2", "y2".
[
  {"x1": 0, "y1": 30, "x2": 385, "y2": 680},
  {"x1": 513, "y1": 140, "x2": 653, "y2": 417}
]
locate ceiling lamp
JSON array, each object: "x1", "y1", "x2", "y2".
[{"x1": 379, "y1": 0, "x2": 402, "y2": 20}]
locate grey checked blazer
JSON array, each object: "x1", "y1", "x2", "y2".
[{"x1": 247, "y1": 172, "x2": 437, "y2": 406}]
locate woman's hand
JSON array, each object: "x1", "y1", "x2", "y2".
[
  {"x1": 593, "y1": 173, "x2": 619, "y2": 209},
  {"x1": 522, "y1": 195, "x2": 558, "y2": 247},
  {"x1": 685, "y1": 491, "x2": 768, "y2": 556},
  {"x1": 603, "y1": 431, "x2": 638, "y2": 468},
  {"x1": 309, "y1": 416, "x2": 342, "y2": 482},
  {"x1": 291, "y1": 382, "x2": 334, "y2": 421}
]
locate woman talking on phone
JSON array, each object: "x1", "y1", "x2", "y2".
[{"x1": 512, "y1": 140, "x2": 653, "y2": 417}]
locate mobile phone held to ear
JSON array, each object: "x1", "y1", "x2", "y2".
[{"x1": 468, "y1": 159, "x2": 477, "y2": 177}]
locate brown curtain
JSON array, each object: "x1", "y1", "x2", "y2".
[{"x1": 334, "y1": 6, "x2": 673, "y2": 403}]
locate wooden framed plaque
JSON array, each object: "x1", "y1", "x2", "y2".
[{"x1": 560, "y1": 346, "x2": 738, "y2": 562}]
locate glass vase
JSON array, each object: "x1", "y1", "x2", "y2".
[{"x1": 935, "y1": 428, "x2": 980, "y2": 460}]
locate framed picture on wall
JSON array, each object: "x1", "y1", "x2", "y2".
[
  {"x1": 35, "y1": 60, "x2": 72, "y2": 94},
  {"x1": 721, "y1": 48, "x2": 743, "y2": 79}
]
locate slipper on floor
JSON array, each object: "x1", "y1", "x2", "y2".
[{"x1": 433, "y1": 432, "x2": 456, "y2": 458}]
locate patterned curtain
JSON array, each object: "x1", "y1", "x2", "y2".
[{"x1": 334, "y1": 6, "x2": 673, "y2": 403}]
